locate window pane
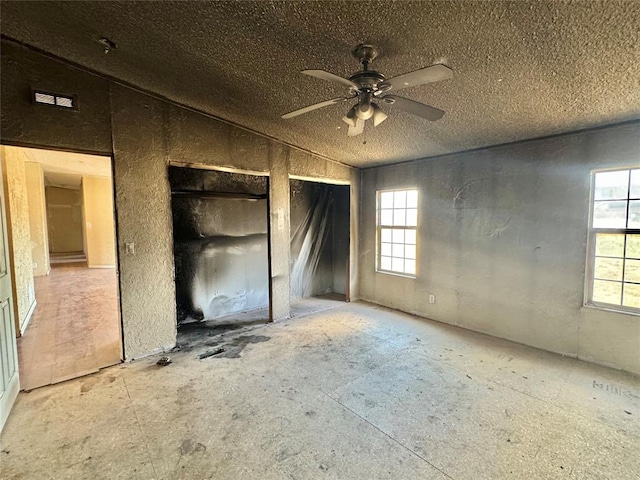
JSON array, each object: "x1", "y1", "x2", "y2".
[
  {"x1": 380, "y1": 209, "x2": 393, "y2": 226},
  {"x1": 595, "y1": 233, "x2": 624, "y2": 257},
  {"x1": 594, "y1": 257, "x2": 623, "y2": 281},
  {"x1": 592, "y1": 200, "x2": 627, "y2": 228},
  {"x1": 392, "y1": 257, "x2": 404, "y2": 272},
  {"x1": 594, "y1": 170, "x2": 629, "y2": 200},
  {"x1": 392, "y1": 229, "x2": 405, "y2": 243},
  {"x1": 628, "y1": 200, "x2": 640, "y2": 228},
  {"x1": 630, "y1": 170, "x2": 640, "y2": 198},
  {"x1": 394, "y1": 190, "x2": 406, "y2": 208},
  {"x1": 626, "y1": 234, "x2": 640, "y2": 258},
  {"x1": 592, "y1": 279, "x2": 622, "y2": 305},
  {"x1": 377, "y1": 189, "x2": 418, "y2": 277},
  {"x1": 623, "y1": 283, "x2": 640, "y2": 308},
  {"x1": 624, "y1": 259, "x2": 640, "y2": 283},
  {"x1": 393, "y1": 209, "x2": 406, "y2": 226},
  {"x1": 380, "y1": 191, "x2": 394, "y2": 208},
  {"x1": 406, "y1": 209, "x2": 418, "y2": 227},
  {"x1": 404, "y1": 259, "x2": 416, "y2": 275}
]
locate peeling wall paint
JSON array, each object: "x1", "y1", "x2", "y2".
[{"x1": 360, "y1": 122, "x2": 640, "y2": 375}]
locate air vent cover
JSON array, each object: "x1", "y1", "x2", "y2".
[{"x1": 32, "y1": 90, "x2": 76, "y2": 109}]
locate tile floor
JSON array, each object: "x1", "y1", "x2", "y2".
[
  {"x1": 2, "y1": 302, "x2": 639, "y2": 479},
  {"x1": 16, "y1": 263, "x2": 122, "y2": 391}
]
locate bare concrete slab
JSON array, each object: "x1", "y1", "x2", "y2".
[{"x1": 1, "y1": 302, "x2": 638, "y2": 479}]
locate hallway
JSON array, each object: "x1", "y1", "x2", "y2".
[{"x1": 16, "y1": 263, "x2": 121, "y2": 391}]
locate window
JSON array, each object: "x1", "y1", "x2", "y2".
[
  {"x1": 588, "y1": 167, "x2": 640, "y2": 311},
  {"x1": 376, "y1": 189, "x2": 418, "y2": 276}
]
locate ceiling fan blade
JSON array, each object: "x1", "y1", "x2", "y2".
[
  {"x1": 348, "y1": 118, "x2": 365, "y2": 137},
  {"x1": 302, "y1": 70, "x2": 360, "y2": 90},
  {"x1": 382, "y1": 95, "x2": 445, "y2": 121},
  {"x1": 379, "y1": 64, "x2": 452, "y2": 92},
  {"x1": 281, "y1": 97, "x2": 349, "y2": 119}
]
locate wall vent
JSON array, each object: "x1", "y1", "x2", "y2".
[{"x1": 32, "y1": 90, "x2": 76, "y2": 110}]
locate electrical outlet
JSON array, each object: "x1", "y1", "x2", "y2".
[
  {"x1": 125, "y1": 242, "x2": 135, "y2": 255},
  {"x1": 429, "y1": 294, "x2": 436, "y2": 304},
  {"x1": 33, "y1": 262, "x2": 37, "y2": 269}
]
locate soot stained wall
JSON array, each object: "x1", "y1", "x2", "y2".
[
  {"x1": 360, "y1": 122, "x2": 640, "y2": 375},
  {"x1": 1, "y1": 38, "x2": 359, "y2": 360},
  {"x1": 290, "y1": 180, "x2": 349, "y2": 299},
  {"x1": 170, "y1": 167, "x2": 269, "y2": 322}
]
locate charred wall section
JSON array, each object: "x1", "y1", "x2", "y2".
[
  {"x1": 169, "y1": 166, "x2": 269, "y2": 322},
  {"x1": 1, "y1": 38, "x2": 359, "y2": 360},
  {"x1": 290, "y1": 179, "x2": 349, "y2": 299}
]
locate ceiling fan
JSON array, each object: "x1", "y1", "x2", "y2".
[{"x1": 282, "y1": 44, "x2": 453, "y2": 137}]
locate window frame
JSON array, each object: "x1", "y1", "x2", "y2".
[
  {"x1": 375, "y1": 188, "x2": 418, "y2": 278},
  {"x1": 585, "y1": 165, "x2": 640, "y2": 314}
]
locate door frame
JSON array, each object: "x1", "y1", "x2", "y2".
[{"x1": 0, "y1": 142, "x2": 125, "y2": 363}]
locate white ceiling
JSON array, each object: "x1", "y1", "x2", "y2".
[{"x1": 20, "y1": 147, "x2": 111, "y2": 190}]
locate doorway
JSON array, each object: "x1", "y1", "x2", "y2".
[
  {"x1": 169, "y1": 166, "x2": 270, "y2": 347},
  {"x1": 289, "y1": 178, "x2": 350, "y2": 317},
  {"x1": 0, "y1": 146, "x2": 122, "y2": 391}
]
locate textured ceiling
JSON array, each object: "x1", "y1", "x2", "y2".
[{"x1": 1, "y1": 1, "x2": 639, "y2": 168}]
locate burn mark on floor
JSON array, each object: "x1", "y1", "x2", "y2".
[
  {"x1": 175, "y1": 319, "x2": 268, "y2": 352},
  {"x1": 198, "y1": 335, "x2": 271, "y2": 359}
]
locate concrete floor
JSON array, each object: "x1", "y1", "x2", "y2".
[
  {"x1": 2, "y1": 302, "x2": 639, "y2": 479},
  {"x1": 16, "y1": 263, "x2": 122, "y2": 391}
]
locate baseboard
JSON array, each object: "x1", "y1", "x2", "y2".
[
  {"x1": 19, "y1": 300, "x2": 37, "y2": 335},
  {"x1": 88, "y1": 265, "x2": 116, "y2": 269}
]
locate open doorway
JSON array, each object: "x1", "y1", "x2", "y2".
[
  {"x1": 289, "y1": 178, "x2": 350, "y2": 317},
  {"x1": 169, "y1": 166, "x2": 270, "y2": 348},
  {"x1": 0, "y1": 146, "x2": 122, "y2": 391}
]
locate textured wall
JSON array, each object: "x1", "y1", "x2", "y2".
[
  {"x1": 360, "y1": 122, "x2": 640, "y2": 375},
  {"x1": 110, "y1": 86, "x2": 177, "y2": 359},
  {"x1": 0, "y1": 41, "x2": 112, "y2": 154},
  {"x1": 24, "y1": 162, "x2": 49, "y2": 276},
  {"x1": 82, "y1": 176, "x2": 116, "y2": 268},
  {"x1": 0, "y1": 146, "x2": 36, "y2": 333},
  {"x1": 0, "y1": 41, "x2": 359, "y2": 359},
  {"x1": 269, "y1": 143, "x2": 291, "y2": 320}
]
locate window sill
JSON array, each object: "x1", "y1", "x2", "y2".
[
  {"x1": 582, "y1": 303, "x2": 640, "y2": 317},
  {"x1": 375, "y1": 269, "x2": 416, "y2": 279}
]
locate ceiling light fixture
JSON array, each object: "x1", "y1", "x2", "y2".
[{"x1": 282, "y1": 43, "x2": 453, "y2": 137}]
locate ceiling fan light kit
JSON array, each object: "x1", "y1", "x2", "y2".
[{"x1": 282, "y1": 43, "x2": 453, "y2": 137}]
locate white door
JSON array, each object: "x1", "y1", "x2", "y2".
[{"x1": 0, "y1": 151, "x2": 19, "y2": 433}]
